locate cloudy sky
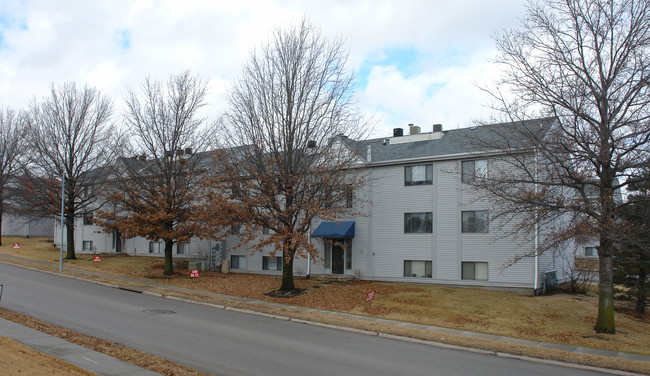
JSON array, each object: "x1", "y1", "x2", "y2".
[{"x1": 0, "y1": 0, "x2": 528, "y2": 137}]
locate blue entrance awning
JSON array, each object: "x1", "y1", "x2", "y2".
[{"x1": 311, "y1": 221, "x2": 355, "y2": 239}]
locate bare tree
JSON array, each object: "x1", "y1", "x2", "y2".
[
  {"x1": 476, "y1": 0, "x2": 650, "y2": 333},
  {"x1": 25, "y1": 83, "x2": 117, "y2": 259},
  {"x1": 209, "y1": 20, "x2": 371, "y2": 292},
  {"x1": 96, "y1": 71, "x2": 215, "y2": 276},
  {"x1": 0, "y1": 107, "x2": 27, "y2": 245}
]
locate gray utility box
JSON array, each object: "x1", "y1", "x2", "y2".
[{"x1": 188, "y1": 261, "x2": 206, "y2": 271}]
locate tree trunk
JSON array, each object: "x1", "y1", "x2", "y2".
[
  {"x1": 64, "y1": 219, "x2": 76, "y2": 260},
  {"x1": 279, "y1": 249, "x2": 295, "y2": 291},
  {"x1": 595, "y1": 240, "x2": 615, "y2": 333},
  {"x1": 163, "y1": 240, "x2": 174, "y2": 276}
]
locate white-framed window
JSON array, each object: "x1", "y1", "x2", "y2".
[
  {"x1": 404, "y1": 260, "x2": 432, "y2": 278},
  {"x1": 405, "y1": 164, "x2": 433, "y2": 186},
  {"x1": 149, "y1": 241, "x2": 163, "y2": 254},
  {"x1": 585, "y1": 246, "x2": 596, "y2": 257},
  {"x1": 324, "y1": 242, "x2": 330, "y2": 268},
  {"x1": 177, "y1": 242, "x2": 189, "y2": 255},
  {"x1": 461, "y1": 159, "x2": 487, "y2": 183},
  {"x1": 83, "y1": 212, "x2": 93, "y2": 226},
  {"x1": 404, "y1": 212, "x2": 433, "y2": 233},
  {"x1": 462, "y1": 262, "x2": 488, "y2": 281},
  {"x1": 231, "y1": 255, "x2": 246, "y2": 269},
  {"x1": 461, "y1": 211, "x2": 489, "y2": 233},
  {"x1": 82, "y1": 241, "x2": 93, "y2": 251},
  {"x1": 328, "y1": 185, "x2": 354, "y2": 209},
  {"x1": 262, "y1": 256, "x2": 282, "y2": 271}
]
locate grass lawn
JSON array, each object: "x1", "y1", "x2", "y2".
[
  {"x1": 1, "y1": 236, "x2": 648, "y2": 359},
  {"x1": 0, "y1": 335, "x2": 93, "y2": 376}
]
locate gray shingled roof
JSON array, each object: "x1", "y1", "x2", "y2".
[
  {"x1": 84, "y1": 118, "x2": 555, "y2": 178},
  {"x1": 349, "y1": 117, "x2": 555, "y2": 164}
]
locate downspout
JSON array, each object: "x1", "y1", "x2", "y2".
[
  {"x1": 306, "y1": 220, "x2": 311, "y2": 279},
  {"x1": 533, "y1": 147, "x2": 539, "y2": 294}
]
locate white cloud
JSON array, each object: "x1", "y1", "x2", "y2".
[{"x1": 0, "y1": 0, "x2": 527, "y2": 135}]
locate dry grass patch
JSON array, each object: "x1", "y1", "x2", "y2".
[
  {"x1": 0, "y1": 335, "x2": 94, "y2": 376},
  {"x1": 2, "y1": 237, "x2": 649, "y2": 359},
  {"x1": 133, "y1": 269, "x2": 650, "y2": 356},
  {"x1": 0, "y1": 308, "x2": 210, "y2": 376},
  {"x1": 135, "y1": 288, "x2": 650, "y2": 375},
  {"x1": 0, "y1": 236, "x2": 160, "y2": 276}
]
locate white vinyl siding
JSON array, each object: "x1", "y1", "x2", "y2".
[
  {"x1": 435, "y1": 161, "x2": 459, "y2": 280},
  {"x1": 370, "y1": 165, "x2": 433, "y2": 278}
]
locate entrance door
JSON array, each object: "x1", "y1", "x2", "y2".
[{"x1": 331, "y1": 244, "x2": 344, "y2": 274}]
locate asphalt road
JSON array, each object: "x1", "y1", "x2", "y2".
[{"x1": 0, "y1": 262, "x2": 608, "y2": 376}]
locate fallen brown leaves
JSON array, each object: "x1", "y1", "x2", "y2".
[{"x1": 1, "y1": 238, "x2": 650, "y2": 375}]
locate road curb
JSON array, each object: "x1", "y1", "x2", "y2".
[{"x1": 0, "y1": 257, "x2": 646, "y2": 376}]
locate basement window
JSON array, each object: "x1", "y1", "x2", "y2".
[
  {"x1": 231, "y1": 255, "x2": 246, "y2": 269},
  {"x1": 404, "y1": 260, "x2": 432, "y2": 278},
  {"x1": 461, "y1": 262, "x2": 488, "y2": 281},
  {"x1": 262, "y1": 256, "x2": 282, "y2": 271}
]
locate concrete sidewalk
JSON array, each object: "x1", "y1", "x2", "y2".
[
  {"x1": 2, "y1": 254, "x2": 649, "y2": 367},
  {"x1": 0, "y1": 317, "x2": 161, "y2": 376}
]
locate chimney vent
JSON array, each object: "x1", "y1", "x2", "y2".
[
  {"x1": 433, "y1": 123, "x2": 443, "y2": 132},
  {"x1": 393, "y1": 128, "x2": 404, "y2": 137},
  {"x1": 409, "y1": 125, "x2": 421, "y2": 135}
]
